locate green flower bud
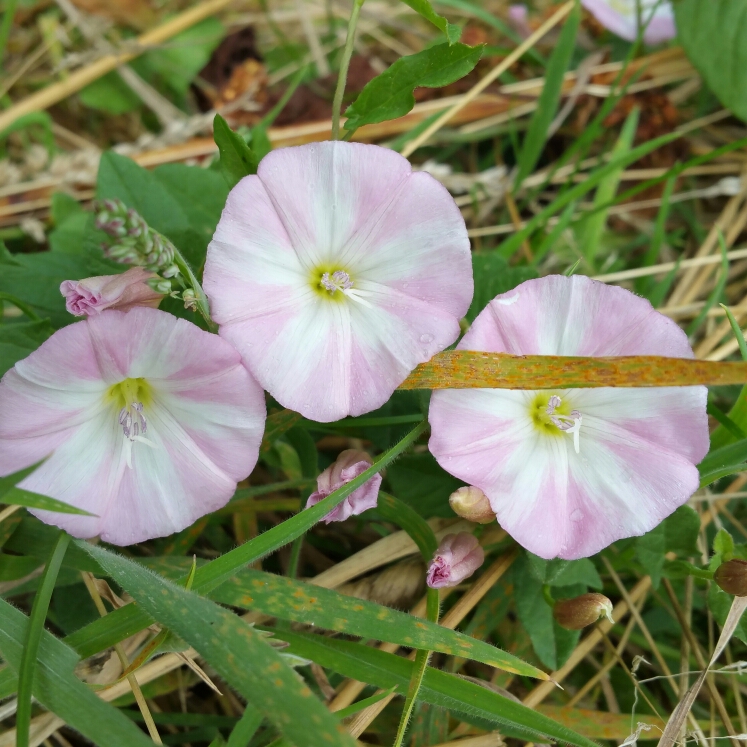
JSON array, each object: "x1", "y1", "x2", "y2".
[{"x1": 553, "y1": 593, "x2": 614, "y2": 631}]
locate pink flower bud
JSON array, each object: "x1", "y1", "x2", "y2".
[
  {"x1": 553, "y1": 593, "x2": 614, "y2": 630},
  {"x1": 305, "y1": 449, "x2": 381, "y2": 523},
  {"x1": 426, "y1": 532, "x2": 484, "y2": 589},
  {"x1": 449, "y1": 486, "x2": 495, "y2": 524},
  {"x1": 715, "y1": 559, "x2": 747, "y2": 597},
  {"x1": 508, "y1": 4, "x2": 532, "y2": 38},
  {"x1": 60, "y1": 267, "x2": 163, "y2": 317}
]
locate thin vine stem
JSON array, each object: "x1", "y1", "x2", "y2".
[
  {"x1": 392, "y1": 588, "x2": 440, "y2": 747},
  {"x1": 16, "y1": 530, "x2": 70, "y2": 747},
  {"x1": 330, "y1": 0, "x2": 364, "y2": 140}
]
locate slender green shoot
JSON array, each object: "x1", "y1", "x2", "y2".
[
  {"x1": 331, "y1": 0, "x2": 365, "y2": 139},
  {"x1": 16, "y1": 530, "x2": 70, "y2": 747}
]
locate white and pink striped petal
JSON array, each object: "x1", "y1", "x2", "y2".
[
  {"x1": 0, "y1": 307, "x2": 266, "y2": 545},
  {"x1": 429, "y1": 275, "x2": 708, "y2": 560},
  {"x1": 204, "y1": 141, "x2": 473, "y2": 422}
]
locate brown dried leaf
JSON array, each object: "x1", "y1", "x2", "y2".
[{"x1": 69, "y1": 0, "x2": 156, "y2": 30}]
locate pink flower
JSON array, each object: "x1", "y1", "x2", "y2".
[
  {"x1": 203, "y1": 141, "x2": 473, "y2": 422},
  {"x1": 426, "y1": 532, "x2": 484, "y2": 588},
  {"x1": 0, "y1": 307, "x2": 266, "y2": 545},
  {"x1": 581, "y1": 0, "x2": 675, "y2": 44},
  {"x1": 428, "y1": 275, "x2": 709, "y2": 560},
  {"x1": 305, "y1": 449, "x2": 381, "y2": 523},
  {"x1": 60, "y1": 267, "x2": 163, "y2": 316}
]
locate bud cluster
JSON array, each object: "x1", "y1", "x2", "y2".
[{"x1": 94, "y1": 199, "x2": 180, "y2": 278}]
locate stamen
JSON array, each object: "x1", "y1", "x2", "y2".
[
  {"x1": 319, "y1": 270, "x2": 372, "y2": 308},
  {"x1": 118, "y1": 400, "x2": 155, "y2": 467},
  {"x1": 546, "y1": 396, "x2": 583, "y2": 453}
]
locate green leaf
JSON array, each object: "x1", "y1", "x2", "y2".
[
  {"x1": 400, "y1": 0, "x2": 461, "y2": 43},
  {"x1": 675, "y1": 0, "x2": 747, "y2": 121},
  {"x1": 278, "y1": 629, "x2": 599, "y2": 746},
  {"x1": 714, "y1": 528, "x2": 735, "y2": 560},
  {"x1": 79, "y1": 70, "x2": 142, "y2": 114},
  {"x1": 343, "y1": 43, "x2": 483, "y2": 131},
  {"x1": 213, "y1": 113, "x2": 260, "y2": 187},
  {"x1": 700, "y1": 439, "x2": 747, "y2": 483},
  {"x1": 152, "y1": 163, "x2": 230, "y2": 245},
  {"x1": 2, "y1": 487, "x2": 97, "y2": 516},
  {"x1": 514, "y1": 4, "x2": 579, "y2": 186},
  {"x1": 0, "y1": 598, "x2": 155, "y2": 747},
  {"x1": 513, "y1": 555, "x2": 580, "y2": 670},
  {"x1": 0, "y1": 320, "x2": 53, "y2": 376},
  {"x1": 467, "y1": 252, "x2": 537, "y2": 323},
  {"x1": 376, "y1": 491, "x2": 438, "y2": 559},
  {"x1": 708, "y1": 581, "x2": 747, "y2": 645},
  {"x1": 526, "y1": 555, "x2": 602, "y2": 589},
  {"x1": 210, "y1": 567, "x2": 547, "y2": 678},
  {"x1": 0, "y1": 248, "x2": 121, "y2": 328},
  {"x1": 635, "y1": 506, "x2": 700, "y2": 587},
  {"x1": 96, "y1": 152, "x2": 208, "y2": 267},
  {"x1": 131, "y1": 18, "x2": 224, "y2": 97},
  {"x1": 386, "y1": 452, "x2": 462, "y2": 518},
  {"x1": 226, "y1": 704, "x2": 263, "y2": 747},
  {"x1": 78, "y1": 542, "x2": 358, "y2": 747}
]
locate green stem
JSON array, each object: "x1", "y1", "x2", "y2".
[
  {"x1": 287, "y1": 534, "x2": 304, "y2": 579},
  {"x1": 542, "y1": 583, "x2": 555, "y2": 608},
  {"x1": 0, "y1": 0, "x2": 18, "y2": 70},
  {"x1": 330, "y1": 0, "x2": 364, "y2": 140},
  {"x1": 0, "y1": 292, "x2": 41, "y2": 321},
  {"x1": 393, "y1": 587, "x2": 439, "y2": 747},
  {"x1": 172, "y1": 250, "x2": 216, "y2": 333},
  {"x1": 687, "y1": 565, "x2": 715, "y2": 581},
  {"x1": 720, "y1": 301, "x2": 747, "y2": 362},
  {"x1": 16, "y1": 530, "x2": 70, "y2": 747}
]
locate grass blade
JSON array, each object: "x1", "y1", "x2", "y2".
[
  {"x1": 16, "y1": 531, "x2": 70, "y2": 747},
  {"x1": 514, "y1": 3, "x2": 579, "y2": 187},
  {"x1": 78, "y1": 542, "x2": 358, "y2": 747}
]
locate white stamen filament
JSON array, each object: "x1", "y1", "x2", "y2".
[
  {"x1": 546, "y1": 395, "x2": 583, "y2": 454},
  {"x1": 320, "y1": 270, "x2": 373, "y2": 308},
  {"x1": 119, "y1": 401, "x2": 157, "y2": 468}
]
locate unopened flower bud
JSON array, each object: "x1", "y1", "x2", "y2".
[
  {"x1": 305, "y1": 449, "x2": 381, "y2": 523},
  {"x1": 426, "y1": 532, "x2": 484, "y2": 589},
  {"x1": 182, "y1": 289, "x2": 198, "y2": 311},
  {"x1": 60, "y1": 267, "x2": 164, "y2": 316},
  {"x1": 449, "y1": 486, "x2": 495, "y2": 524},
  {"x1": 553, "y1": 593, "x2": 614, "y2": 631},
  {"x1": 715, "y1": 559, "x2": 747, "y2": 596}
]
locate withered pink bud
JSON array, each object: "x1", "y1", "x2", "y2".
[
  {"x1": 553, "y1": 593, "x2": 614, "y2": 631},
  {"x1": 60, "y1": 267, "x2": 163, "y2": 316},
  {"x1": 715, "y1": 559, "x2": 747, "y2": 597},
  {"x1": 449, "y1": 486, "x2": 495, "y2": 524},
  {"x1": 305, "y1": 449, "x2": 381, "y2": 523},
  {"x1": 426, "y1": 532, "x2": 484, "y2": 589}
]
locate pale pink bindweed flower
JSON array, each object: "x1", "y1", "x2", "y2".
[
  {"x1": 581, "y1": 0, "x2": 675, "y2": 44},
  {"x1": 428, "y1": 275, "x2": 709, "y2": 560},
  {"x1": 426, "y1": 532, "x2": 484, "y2": 588},
  {"x1": 0, "y1": 307, "x2": 266, "y2": 545},
  {"x1": 60, "y1": 267, "x2": 163, "y2": 316},
  {"x1": 203, "y1": 141, "x2": 473, "y2": 422},
  {"x1": 305, "y1": 449, "x2": 381, "y2": 523}
]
